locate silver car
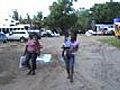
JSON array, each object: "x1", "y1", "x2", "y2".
[{"x1": 6, "y1": 30, "x2": 29, "y2": 42}]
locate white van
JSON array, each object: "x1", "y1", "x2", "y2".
[{"x1": 6, "y1": 30, "x2": 29, "y2": 42}]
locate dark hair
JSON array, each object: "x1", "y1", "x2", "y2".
[
  {"x1": 29, "y1": 34, "x2": 33, "y2": 39},
  {"x1": 71, "y1": 31, "x2": 77, "y2": 42},
  {"x1": 65, "y1": 34, "x2": 69, "y2": 39}
]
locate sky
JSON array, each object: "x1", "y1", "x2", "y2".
[{"x1": 0, "y1": 0, "x2": 119, "y2": 20}]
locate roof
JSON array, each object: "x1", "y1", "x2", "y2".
[
  {"x1": 0, "y1": 24, "x2": 30, "y2": 28},
  {"x1": 95, "y1": 24, "x2": 113, "y2": 26}
]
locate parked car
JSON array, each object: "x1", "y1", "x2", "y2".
[
  {"x1": 52, "y1": 31, "x2": 60, "y2": 37},
  {"x1": 0, "y1": 33, "x2": 7, "y2": 43},
  {"x1": 41, "y1": 31, "x2": 54, "y2": 37},
  {"x1": 41, "y1": 30, "x2": 60, "y2": 37},
  {"x1": 85, "y1": 30, "x2": 97, "y2": 36},
  {"x1": 41, "y1": 31, "x2": 47, "y2": 37},
  {"x1": 6, "y1": 30, "x2": 29, "y2": 42}
]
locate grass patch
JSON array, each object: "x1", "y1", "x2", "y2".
[{"x1": 98, "y1": 37, "x2": 120, "y2": 48}]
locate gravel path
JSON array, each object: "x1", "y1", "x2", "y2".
[{"x1": 0, "y1": 36, "x2": 120, "y2": 90}]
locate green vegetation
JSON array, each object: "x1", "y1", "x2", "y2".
[
  {"x1": 11, "y1": 1, "x2": 120, "y2": 34},
  {"x1": 90, "y1": 2, "x2": 120, "y2": 23},
  {"x1": 99, "y1": 37, "x2": 120, "y2": 48}
]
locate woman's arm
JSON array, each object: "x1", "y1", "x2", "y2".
[
  {"x1": 36, "y1": 40, "x2": 43, "y2": 54},
  {"x1": 75, "y1": 45, "x2": 79, "y2": 51}
]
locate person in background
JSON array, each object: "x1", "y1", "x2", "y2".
[{"x1": 24, "y1": 34, "x2": 42, "y2": 75}]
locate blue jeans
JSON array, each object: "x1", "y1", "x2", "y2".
[
  {"x1": 25, "y1": 52, "x2": 37, "y2": 70},
  {"x1": 65, "y1": 53, "x2": 75, "y2": 79},
  {"x1": 66, "y1": 54, "x2": 75, "y2": 69}
]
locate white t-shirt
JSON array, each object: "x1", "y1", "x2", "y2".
[{"x1": 63, "y1": 39, "x2": 71, "y2": 48}]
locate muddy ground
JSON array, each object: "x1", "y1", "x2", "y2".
[{"x1": 0, "y1": 35, "x2": 120, "y2": 90}]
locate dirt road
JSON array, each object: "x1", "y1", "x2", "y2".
[{"x1": 0, "y1": 36, "x2": 120, "y2": 90}]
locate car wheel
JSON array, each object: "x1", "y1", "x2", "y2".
[
  {"x1": 3, "y1": 40, "x2": 7, "y2": 43},
  {"x1": 20, "y1": 37, "x2": 25, "y2": 43}
]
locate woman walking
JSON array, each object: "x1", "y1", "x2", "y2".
[
  {"x1": 24, "y1": 34, "x2": 42, "y2": 75},
  {"x1": 63, "y1": 31, "x2": 79, "y2": 82}
]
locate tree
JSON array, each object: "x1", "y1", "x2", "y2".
[
  {"x1": 75, "y1": 9, "x2": 90, "y2": 33},
  {"x1": 47, "y1": 0, "x2": 78, "y2": 35},
  {"x1": 19, "y1": 15, "x2": 23, "y2": 24},
  {"x1": 36, "y1": 11, "x2": 43, "y2": 21},
  {"x1": 110, "y1": 0, "x2": 113, "y2": 2},
  {"x1": 12, "y1": 10, "x2": 19, "y2": 21},
  {"x1": 89, "y1": 2, "x2": 120, "y2": 23},
  {"x1": 26, "y1": 13, "x2": 31, "y2": 24},
  {"x1": 19, "y1": 13, "x2": 31, "y2": 25},
  {"x1": 32, "y1": 12, "x2": 43, "y2": 29}
]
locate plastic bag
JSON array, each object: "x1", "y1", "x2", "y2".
[{"x1": 19, "y1": 56, "x2": 26, "y2": 68}]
